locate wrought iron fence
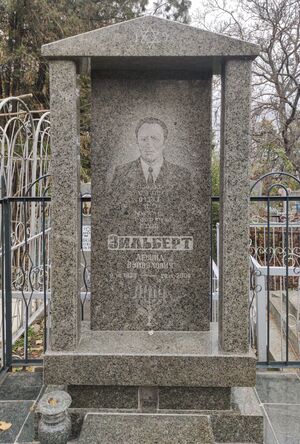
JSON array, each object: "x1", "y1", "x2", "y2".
[
  {"x1": 249, "y1": 173, "x2": 300, "y2": 367},
  {"x1": 0, "y1": 191, "x2": 92, "y2": 372},
  {"x1": 0, "y1": 96, "x2": 51, "y2": 372}
]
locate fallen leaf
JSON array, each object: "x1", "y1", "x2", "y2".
[
  {"x1": 32, "y1": 324, "x2": 41, "y2": 334},
  {"x1": 36, "y1": 340, "x2": 43, "y2": 345},
  {"x1": 0, "y1": 421, "x2": 12, "y2": 431},
  {"x1": 48, "y1": 398, "x2": 57, "y2": 406}
]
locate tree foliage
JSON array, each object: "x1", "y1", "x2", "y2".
[
  {"x1": 0, "y1": 0, "x2": 191, "y2": 180},
  {"x1": 0, "y1": 0, "x2": 191, "y2": 105},
  {"x1": 194, "y1": 0, "x2": 300, "y2": 177},
  {"x1": 151, "y1": 0, "x2": 191, "y2": 22}
]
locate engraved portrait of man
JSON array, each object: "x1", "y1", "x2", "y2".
[
  {"x1": 111, "y1": 117, "x2": 192, "y2": 188},
  {"x1": 108, "y1": 117, "x2": 196, "y2": 234}
]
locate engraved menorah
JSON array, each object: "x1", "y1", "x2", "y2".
[{"x1": 134, "y1": 281, "x2": 167, "y2": 328}]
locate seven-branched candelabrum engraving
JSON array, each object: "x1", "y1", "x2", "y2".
[{"x1": 134, "y1": 279, "x2": 168, "y2": 328}]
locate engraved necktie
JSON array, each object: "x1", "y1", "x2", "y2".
[{"x1": 147, "y1": 166, "x2": 154, "y2": 185}]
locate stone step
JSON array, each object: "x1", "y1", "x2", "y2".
[
  {"x1": 39, "y1": 387, "x2": 263, "y2": 443},
  {"x1": 68, "y1": 385, "x2": 232, "y2": 411},
  {"x1": 78, "y1": 412, "x2": 215, "y2": 443},
  {"x1": 77, "y1": 393, "x2": 264, "y2": 444},
  {"x1": 44, "y1": 322, "x2": 256, "y2": 387},
  {"x1": 211, "y1": 388, "x2": 264, "y2": 443}
]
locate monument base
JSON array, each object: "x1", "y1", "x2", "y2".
[
  {"x1": 43, "y1": 323, "x2": 263, "y2": 442},
  {"x1": 36, "y1": 385, "x2": 263, "y2": 443},
  {"x1": 44, "y1": 322, "x2": 256, "y2": 387}
]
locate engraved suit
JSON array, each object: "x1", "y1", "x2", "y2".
[{"x1": 108, "y1": 157, "x2": 197, "y2": 235}]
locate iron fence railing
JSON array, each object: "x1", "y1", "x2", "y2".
[
  {"x1": 0, "y1": 193, "x2": 91, "y2": 372},
  {"x1": 249, "y1": 172, "x2": 300, "y2": 368}
]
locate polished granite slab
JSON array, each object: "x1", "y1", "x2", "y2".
[
  {"x1": 256, "y1": 372, "x2": 300, "y2": 404},
  {"x1": 0, "y1": 371, "x2": 43, "y2": 444},
  {"x1": 265, "y1": 404, "x2": 300, "y2": 444},
  {"x1": 256, "y1": 372, "x2": 300, "y2": 444},
  {"x1": 44, "y1": 322, "x2": 256, "y2": 387},
  {"x1": 77, "y1": 327, "x2": 218, "y2": 355},
  {"x1": 0, "y1": 401, "x2": 34, "y2": 443},
  {"x1": 0, "y1": 373, "x2": 42, "y2": 401},
  {"x1": 78, "y1": 412, "x2": 214, "y2": 444}
]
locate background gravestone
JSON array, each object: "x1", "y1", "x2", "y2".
[{"x1": 91, "y1": 77, "x2": 211, "y2": 331}]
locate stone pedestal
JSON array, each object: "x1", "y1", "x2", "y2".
[
  {"x1": 42, "y1": 15, "x2": 262, "y2": 444},
  {"x1": 43, "y1": 322, "x2": 263, "y2": 442}
]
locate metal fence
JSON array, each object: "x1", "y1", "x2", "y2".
[
  {"x1": 0, "y1": 190, "x2": 92, "y2": 372},
  {"x1": 0, "y1": 96, "x2": 51, "y2": 373},
  {"x1": 249, "y1": 173, "x2": 300, "y2": 367}
]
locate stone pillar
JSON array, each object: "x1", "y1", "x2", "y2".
[
  {"x1": 219, "y1": 59, "x2": 252, "y2": 353},
  {"x1": 49, "y1": 60, "x2": 81, "y2": 351}
]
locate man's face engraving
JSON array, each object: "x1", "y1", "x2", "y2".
[{"x1": 137, "y1": 123, "x2": 165, "y2": 164}]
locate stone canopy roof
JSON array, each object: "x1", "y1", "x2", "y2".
[{"x1": 42, "y1": 15, "x2": 259, "y2": 60}]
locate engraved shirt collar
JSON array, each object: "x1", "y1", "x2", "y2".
[{"x1": 140, "y1": 157, "x2": 164, "y2": 183}]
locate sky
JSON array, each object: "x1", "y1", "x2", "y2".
[
  {"x1": 190, "y1": 0, "x2": 204, "y2": 13},
  {"x1": 190, "y1": 0, "x2": 204, "y2": 26}
]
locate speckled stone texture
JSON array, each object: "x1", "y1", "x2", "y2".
[
  {"x1": 38, "y1": 391, "x2": 72, "y2": 444},
  {"x1": 211, "y1": 387, "x2": 264, "y2": 443},
  {"x1": 43, "y1": 18, "x2": 262, "y2": 443},
  {"x1": 159, "y1": 387, "x2": 231, "y2": 411},
  {"x1": 68, "y1": 385, "x2": 231, "y2": 411},
  {"x1": 78, "y1": 413, "x2": 214, "y2": 443},
  {"x1": 69, "y1": 385, "x2": 138, "y2": 409},
  {"x1": 91, "y1": 77, "x2": 211, "y2": 331},
  {"x1": 42, "y1": 16, "x2": 258, "y2": 61},
  {"x1": 219, "y1": 59, "x2": 252, "y2": 353},
  {"x1": 37, "y1": 386, "x2": 263, "y2": 442},
  {"x1": 43, "y1": 324, "x2": 256, "y2": 387},
  {"x1": 49, "y1": 60, "x2": 81, "y2": 351}
]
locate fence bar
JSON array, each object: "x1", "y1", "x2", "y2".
[
  {"x1": 266, "y1": 193, "x2": 270, "y2": 364},
  {"x1": 1, "y1": 178, "x2": 5, "y2": 370},
  {"x1": 42, "y1": 196, "x2": 48, "y2": 351},
  {"x1": 3, "y1": 199, "x2": 12, "y2": 369},
  {"x1": 256, "y1": 274, "x2": 267, "y2": 361},
  {"x1": 285, "y1": 192, "x2": 289, "y2": 364},
  {"x1": 11, "y1": 359, "x2": 43, "y2": 367},
  {"x1": 257, "y1": 361, "x2": 300, "y2": 368}
]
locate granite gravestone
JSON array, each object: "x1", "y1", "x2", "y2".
[
  {"x1": 43, "y1": 15, "x2": 260, "y2": 353},
  {"x1": 42, "y1": 17, "x2": 264, "y2": 443},
  {"x1": 91, "y1": 79, "x2": 211, "y2": 331}
]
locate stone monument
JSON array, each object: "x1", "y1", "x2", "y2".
[{"x1": 41, "y1": 16, "x2": 263, "y2": 443}]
